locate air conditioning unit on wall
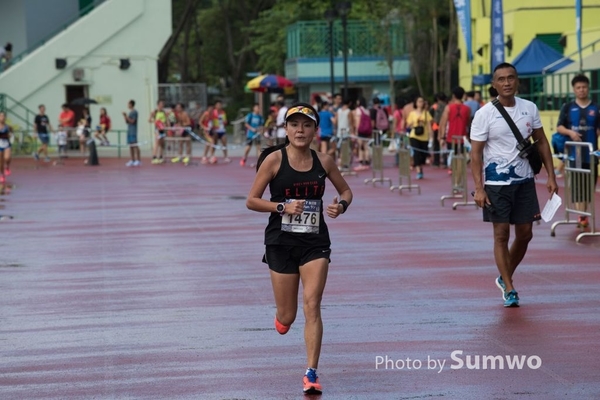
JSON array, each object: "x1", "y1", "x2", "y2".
[{"x1": 73, "y1": 68, "x2": 85, "y2": 81}]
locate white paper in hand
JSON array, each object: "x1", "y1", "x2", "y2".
[{"x1": 541, "y1": 194, "x2": 562, "y2": 222}]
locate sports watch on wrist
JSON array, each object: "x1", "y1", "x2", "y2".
[{"x1": 276, "y1": 202, "x2": 286, "y2": 215}]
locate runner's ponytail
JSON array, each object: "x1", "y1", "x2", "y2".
[{"x1": 256, "y1": 137, "x2": 289, "y2": 172}]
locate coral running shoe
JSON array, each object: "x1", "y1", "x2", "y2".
[
  {"x1": 5, "y1": 169, "x2": 10, "y2": 176},
  {"x1": 274, "y1": 316, "x2": 290, "y2": 335},
  {"x1": 303, "y1": 368, "x2": 322, "y2": 395},
  {"x1": 0, "y1": 174, "x2": 5, "y2": 184}
]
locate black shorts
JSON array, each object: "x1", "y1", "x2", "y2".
[
  {"x1": 320, "y1": 136, "x2": 332, "y2": 142},
  {"x1": 483, "y1": 179, "x2": 541, "y2": 224},
  {"x1": 246, "y1": 135, "x2": 260, "y2": 146},
  {"x1": 181, "y1": 127, "x2": 192, "y2": 137},
  {"x1": 263, "y1": 245, "x2": 331, "y2": 274}
]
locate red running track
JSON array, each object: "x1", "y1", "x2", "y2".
[{"x1": 1, "y1": 155, "x2": 599, "y2": 400}]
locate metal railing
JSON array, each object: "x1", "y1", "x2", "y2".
[
  {"x1": 550, "y1": 142, "x2": 599, "y2": 243},
  {"x1": 390, "y1": 134, "x2": 420, "y2": 195},
  {"x1": 0, "y1": 93, "x2": 37, "y2": 134},
  {"x1": 337, "y1": 129, "x2": 356, "y2": 177},
  {"x1": 287, "y1": 20, "x2": 405, "y2": 59},
  {"x1": 11, "y1": 128, "x2": 129, "y2": 158},
  {"x1": 440, "y1": 136, "x2": 477, "y2": 209},
  {"x1": 364, "y1": 130, "x2": 392, "y2": 188}
]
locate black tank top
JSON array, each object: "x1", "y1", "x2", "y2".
[
  {"x1": 0, "y1": 125, "x2": 9, "y2": 139},
  {"x1": 264, "y1": 148, "x2": 330, "y2": 247}
]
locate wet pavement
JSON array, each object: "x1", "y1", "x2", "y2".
[{"x1": 1, "y1": 154, "x2": 599, "y2": 400}]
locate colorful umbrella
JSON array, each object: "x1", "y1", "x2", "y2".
[{"x1": 246, "y1": 74, "x2": 295, "y2": 93}]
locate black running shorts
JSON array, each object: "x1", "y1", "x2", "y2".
[
  {"x1": 483, "y1": 179, "x2": 541, "y2": 224},
  {"x1": 263, "y1": 245, "x2": 331, "y2": 274}
]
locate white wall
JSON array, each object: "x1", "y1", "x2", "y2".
[{"x1": 0, "y1": 0, "x2": 171, "y2": 149}]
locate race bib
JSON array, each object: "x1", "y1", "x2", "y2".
[
  {"x1": 281, "y1": 199, "x2": 320, "y2": 234},
  {"x1": 0, "y1": 139, "x2": 9, "y2": 148}
]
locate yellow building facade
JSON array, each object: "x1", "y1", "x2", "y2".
[{"x1": 458, "y1": 0, "x2": 600, "y2": 90}]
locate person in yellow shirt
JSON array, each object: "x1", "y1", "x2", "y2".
[{"x1": 406, "y1": 96, "x2": 433, "y2": 179}]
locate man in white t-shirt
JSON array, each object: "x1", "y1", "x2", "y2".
[
  {"x1": 470, "y1": 62, "x2": 558, "y2": 308},
  {"x1": 275, "y1": 100, "x2": 288, "y2": 145}
]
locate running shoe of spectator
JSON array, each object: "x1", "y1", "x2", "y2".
[
  {"x1": 209, "y1": 156, "x2": 217, "y2": 164},
  {"x1": 133, "y1": 160, "x2": 141, "y2": 167},
  {"x1": 126, "y1": 160, "x2": 134, "y2": 167},
  {"x1": 303, "y1": 368, "x2": 322, "y2": 395},
  {"x1": 171, "y1": 156, "x2": 181, "y2": 163},
  {"x1": 33, "y1": 152, "x2": 39, "y2": 161},
  {"x1": 504, "y1": 290, "x2": 519, "y2": 307},
  {"x1": 182, "y1": 157, "x2": 190, "y2": 165}
]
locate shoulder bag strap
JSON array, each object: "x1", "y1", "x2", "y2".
[{"x1": 492, "y1": 98, "x2": 525, "y2": 142}]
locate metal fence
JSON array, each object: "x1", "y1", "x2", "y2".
[{"x1": 158, "y1": 83, "x2": 208, "y2": 112}]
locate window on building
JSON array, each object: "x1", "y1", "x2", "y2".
[{"x1": 536, "y1": 33, "x2": 564, "y2": 54}]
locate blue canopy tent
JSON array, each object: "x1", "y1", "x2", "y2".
[{"x1": 512, "y1": 38, "x2": 574, "y2": 75}]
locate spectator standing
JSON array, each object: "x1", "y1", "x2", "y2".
[
  {"x1": 439, "y1": 87, "x2": 471, "y2": 172},
  {"x1": 76, "y1": 118, "x2": 88, "y2": 156},
  {"x1": 150, "y1": 100, "x2": 168, "y2": 164},
  {"x1": 406, "y1": 96, "x2": 433, "y2": 179},
  {"x1": 171, "y1": 103, "x2": 192, "y2": 165},
  {"x1": 58, "y1": 104, "x2": 76, "y2": 137},
  {"x1": 275, "y1": 100, "x2": 289, "y2": 146},
  {"x1": 353, "y1": 97, "x2": 372, "y2": 171},
  {"x1": 33, "y1": 104, "x2": 53, "y2": 162},
  {"x1": 556, "y1": 74, "x2": 600, "y2": 228},
  {"x1": 199, "y1": 104, "x2": 214, "y2": 164},
  {"x1": 241, "y1": 103, "x2": 264, "y2": 166},
  {"x1": 208, "y1": 100, "x2": 230, "y2": 164},
  {"x1": 124, "y1": 100, "x2": 140, "y2": 167},
  {"x1": 464, "y1": 91, "x2": 480, "y2": 120},
  {"x1": 430, "y1": 93, "x2": 447, "y2": 167},
  {"x1": 317, "y1": 102, "x2": 335, "y2": 156},
  {"x1": 94, "y1": 107, "x2": 111, "y2": 145},
  {"x1": 370, "y1": 97, "x2": 390, "y2": 135}
]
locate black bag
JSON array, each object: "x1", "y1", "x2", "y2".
[
  {"x1": 492, "y1": 99, "x2": 543, "y2": 175},
  {"x1": 414, "y1": 126, "x2": 425, "y2": 136}
]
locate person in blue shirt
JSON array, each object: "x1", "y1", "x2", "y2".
[
  {"x1": 557, "y1": 74, "x2": 600, "y2": 228},
  {"x1": 241, "y1": 103, "x2": 265, "y2": 167},
  {"x1": 317, "y1": 102, "x2": 335, "y2": 156}
]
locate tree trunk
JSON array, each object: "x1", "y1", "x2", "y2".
[
  {"x1": 158, "y1": 0, "x2": 198, "y2": 83},
  {"x1": 181, "y1": 14, "x2": 192, "y2": 82},
  {"x1": 432, "y1": 14, "x2": 438, "y2": 94},
  {"x1": 443, "y1": 0, "x2": 456, "y2": 94}
]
